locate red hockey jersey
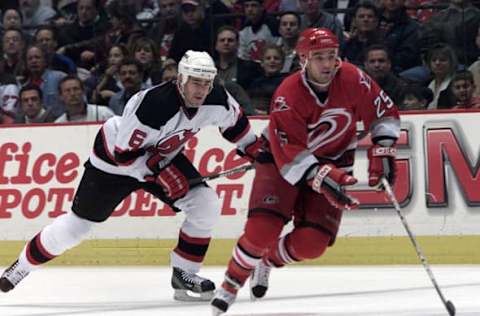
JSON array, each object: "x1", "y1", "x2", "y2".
[{"x1": 267, "y1": 62, "x2": 400, "y2": 185}]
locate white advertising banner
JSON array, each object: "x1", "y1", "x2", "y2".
[{"x1": 0, "y1": 112, "x2": 479, "y2": 240}]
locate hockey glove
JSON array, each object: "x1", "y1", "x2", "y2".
[
  {"x1": 237, "y1": 137, "x2": 263, "y2": 163},
  {"x1": 309, "y1": 164, "x2": 359, "y2": 210},
  {"x1": 367, "y1": 143, "x2": 397, "y2": 187},
  {"x1": 150, "y1": 164, "x2": 189, "y2": 200}
]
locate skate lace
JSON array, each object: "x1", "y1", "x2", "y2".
[
  {"x1": 181, "y1": 271, "x2": 205, "y2": 285},
  {"x1": 256, "y1": 262, "x2": 271, "y2": 286}
]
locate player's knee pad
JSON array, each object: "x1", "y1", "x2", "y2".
[
  {"x1": 41, "y1": 212, "x2": 94, "y2": 255},
  {"x1": 242, "y1": 213, "x2": 284, "y2": 252},
  {"x1": 287, "y1": 227, "x2": 331, "y2": 260},
  {"x1": 177, "y1": 186, "x2": 221, "y2": 237}
]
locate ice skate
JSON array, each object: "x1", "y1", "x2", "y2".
[
  {"x1": 250, "y1": 259, "x2": 271, "y2": 300},
  {"x1": 171, "y1": 267, "x2": 215, "y2": 301},
  {"x1": 0, "y1": 260, "x2": 30, "y2": 293},
  {"x1": 210, "y1": 277, "x2": 239, "y2": 316}
]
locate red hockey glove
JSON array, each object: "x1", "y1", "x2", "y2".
[
  {"x1": 237, "y1": 137, "x2": 262, "y2": 163},
  {"x1": 309, "y1": 164, "x2": 359, "y2": 210},
  {"x1": 148, "y1": 164, "x2": 189, "y2": 200},
  {"x1": 367, "y1": 144, "x2": 397, "y2": 187}
]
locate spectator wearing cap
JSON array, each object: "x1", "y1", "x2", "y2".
[
  {"x1": 15, "y1": 84, "x2": 57, "y2": 124},
  {"x1": 237, "y1": 0, "x2": 278, "y2": 63},
  {"x1": 298, "y1": 0, "x2": 344, "y2": 43},
  {"x1": 168, "y1": 0, "x2": 212, "y2": 63}
]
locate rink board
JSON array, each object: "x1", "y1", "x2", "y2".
[{"x1": 0, "y1": 111, "x2": 480, "y2": 265}]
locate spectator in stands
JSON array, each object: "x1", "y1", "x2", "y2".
[
  {"x1": 57, "y1": 0, "x2": 110, "y2": 66},
  {"x1": 160, "y1": 62, "x2": 178, "y2": 82},
  {"x1": 398, "y1": 84, "x2": 433, "y2": 110},
  {"x1": 214, "y1": 25, "x2": 262, "y2": 90},
  {"x1": 130, "y1": 37, "x2": 163, "y2": 86},
  {"x1": 168, "y1": 0, "x2": 212, "y2": 63},
  {"x1": 341, "y1": 0, "x2": 380, "y2": 66},
  {"x1": 423, "y1": 0, "x2": 480, "y2": 66},
  {"x1": 378, "y1": 0, "x2": 421, "y2": 73},
  {"x1": 237, "y1": 0, "x2": 278, "y2": 63},
  {"x1": 55, "y1": 75, "x2": 114, "y2": 123},
  {"x1": 104, "y1": 1, "x2": 144, "y2": 48},
  {"x1": 426, "y1": 44, "x2": 457, "y2": 109},
  {"x1": 298, "y1": 0, "x2": 344, "y2": 43},
  {"x1": 0, "y1": 56, "x2": 20, "y2": 118},
  {"x1": 15, "y1": 84, "x2": 57, "y2": 123},
  {"x1": 363, "y1": 44, "x2": 406, "y2": 104},
  {"x1": 89, "y1": 43, "x2": 128, "y2": 105},
  {"x1": 450, "y1": 70, "x2": 480, "y2": 109},
  {"x1": 276, "y1": 11, "x2": 301, "y2": 73},
  {"x1": 248, "y1": 44, "x2": 287, "y2": 114},
  {"x1": 147, "y1": 0, "x2": 181, "y2": 62},
  {"x1": 2, "y1": 8, "x2": 23, "y2": 31},
  {"x1": 34, "y1": 25, "x2": 76, "y2": 74},
  {"x1": 109, "y1": 59, "x2": 144, "y2": 115},
  {"x1": 22, "y1": 45, "x2": 67, "y2": 117},
  {"x1": 20, "y1": 0, "x2": 56, "y2": 34},
  {"x1": 2, "y1": 28, "x2": 26, "y2": 80}
]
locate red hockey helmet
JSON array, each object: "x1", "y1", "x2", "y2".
[{"x1": 295, "y1": 28, "x2": 339, "y2": 59}]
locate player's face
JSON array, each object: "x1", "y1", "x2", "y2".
[
  {"x1": 305, "y1": 48, "x2": 338, "y2": 86},
  {"x1": 182, "y1": 76, "x2": 212, "y2": 107}
]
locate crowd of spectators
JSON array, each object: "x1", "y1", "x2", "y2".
[{"x1": 1, "y1": 0, "x2": 480, "y2": 125}]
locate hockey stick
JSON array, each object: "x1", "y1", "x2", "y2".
[
  {"x1": 189, "y1": 164, "x2": 255, "y2": 186},
  {"x1": 381, "y1": 178, "x2": 456, "y2": 316}
]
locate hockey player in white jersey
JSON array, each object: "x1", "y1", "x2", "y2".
[{"x1": 0, "y1": 50, "x2": 262, "y2": 301}]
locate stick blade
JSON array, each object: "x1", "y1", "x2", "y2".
[{"x1": 446, "y1": 300, "x2": 456, "y2": 316}]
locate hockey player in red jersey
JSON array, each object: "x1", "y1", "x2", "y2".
[
  {"x1": 0, "y1": 51, "x2": 262, "y2": 301},
  {"x1": 211, "y1": 28, "x2": 400, "y2": 314}
]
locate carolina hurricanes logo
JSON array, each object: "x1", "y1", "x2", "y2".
[
  {"x1": 155, "y1": 129, "x2": 195, "y2": 155},
  {"x1": 307, "y1": 108, "x2": 353, "y2": 152},
  {"x1": 272, "y1": 96, "x2": 290, "y2": 112}
]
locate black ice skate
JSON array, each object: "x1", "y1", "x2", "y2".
[
  {"x1": 171, "y1": 267, "x2": 215, "y2": 301},
  {"x1": 0, "y1": 260, "x2": 30, "y2": 293},
  {"x1": 249, "y1": 259, "x2": 271, "y2": 300}
]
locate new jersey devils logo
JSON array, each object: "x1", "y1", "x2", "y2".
[
  {"x1": 307, "y1": 108, "x2": 353, "y2": 152},
  {"x1": 155, "y1": 129, "x2": 195, "y2": 155}
]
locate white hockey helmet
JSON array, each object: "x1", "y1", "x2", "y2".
[{"x1": 178, "y1": 50, "x2": 217, "y2": 87}]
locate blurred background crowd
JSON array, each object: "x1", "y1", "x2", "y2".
[{"x1": 1, "y1": 0, "x2": 480, "y2": 125}]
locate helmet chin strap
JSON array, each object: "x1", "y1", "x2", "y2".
[{"x1": 302, "y1": 57, "x2": 343, "y2": 90}]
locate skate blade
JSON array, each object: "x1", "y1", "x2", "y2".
[{"x1": 173, "y1": 289, "x2": 214, "y2": 301}]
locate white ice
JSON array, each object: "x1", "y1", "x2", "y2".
[{"x1": 0, "y1": 265, "x2": 478, "y2": 316}]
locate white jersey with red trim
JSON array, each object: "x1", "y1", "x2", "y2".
[
  {"x1": 267, "y1": 62, "x2": 401, "y2": 185},
  {"x1": 89, "y1": 81, "x2": 256, "y2": 181}
]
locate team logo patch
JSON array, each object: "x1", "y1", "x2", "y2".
[{"x1": 272, "y1": 96, "x2": 290, "y2": 112}]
